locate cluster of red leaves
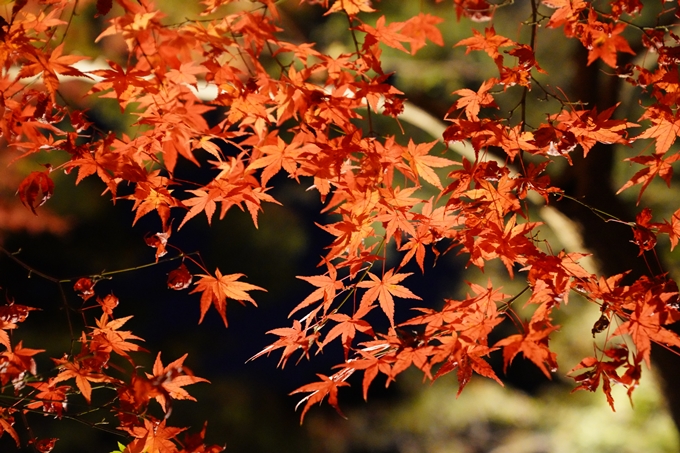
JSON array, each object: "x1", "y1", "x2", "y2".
[
  {"x1": 0, "y1": 275, "x2": 221, "y2": 453},
  {"x1": 4, "y1": 0, "x2": 680, "y2": 443}
]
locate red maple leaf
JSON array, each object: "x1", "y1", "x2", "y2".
[
  {"x1": 495, "y1": 310, "x2": 559, "y2": 378},
  {"x1": 326, "y1": 0, "x2": 375, "y2": 16},
  {"x1": 26, "y1": 380, "x2": 69, "y2": 418},
  {"x1": 145, "y1": 353, "x2": 209, "y2": 413},
  {"x1": 322, "y1": 304, "x2": 375, "y2": 358},
  {"x1": 356, "y1": 269, "x2": 422, "y2": 327},
  {"x1": 358, "y1": 16, "x2": 413, "y2": 54},
  {"x1": 292, "y1": 262, "x2": 345, "y2": 316},
  {"x1": 452, "y1": 78, "x2": 498, "y2": 121},
  {"x1": 124, "y1": 418, "x2": 186, "y2": 453},
  {"x1": 0, "y1": 341, "x2": 44, "y2": 388},
  {"x1": 17, "y1": 170, "x2": 54, "y2": 215},
  {"x1": 403, "y1": 139, "x2": 455, "y2": 189},
  {"x1": 90, "y1": 314, "x2": 146, "y2": 360},
  {"x1": 290, "y1": 373, "x2": 350, "y2": 423},
  {"x1": 17, "y1": 43, "x2": 90, "y2": 100},
  {"x1": 51, "y1": 357, "x2": 114, "y2": 403},
  {"x1": 636, "y1": 104, "x2": 680, "y2": 155},
  {"x1": 617, "y1": 153, "x2": 680, "y2": 203},
  {"x1": 190, "y1": 269, "x2": 265, "y2": 326},
  {"x1": 0, "y1": 407, "x2": 19, "y2": 447},
  {"x1": 455, "y1": 26, "x2": 515, "y2": 60},
  {"x1": 582, "y1": 10, "x2": 635, "y2": 68},
  {"x1": 400, "y1": 13, "x2": 444, "y2": 54}
]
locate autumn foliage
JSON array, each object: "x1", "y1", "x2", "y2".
[{"x1": 3, "y1": 0, "x2": 680, "y2": 451}]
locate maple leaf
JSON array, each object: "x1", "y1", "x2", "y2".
[
  {"x1": 356, "y1": 269, "x2": 422, "y2": 327},
  {"x1": 17, "y1": 170, "x2": 55, "y2": 215},
  {"x1": 17, "y1": 43, "x2": 90, "y2": 100},
  {"x1": 179, "y1": 189, "x2": 218, "y2": 229},
  {"x1": 124, "y1": 418, "x2": 186, "y2": 453},
  {"x1": 636, "y1": 104, "x2": 680, "y2": 155},
  {"x1": 91, "y1": 314, "x2": 146, "y2": 360},
  {"x1": 359, "y1": 16, "x2": 413, "y2": 54},
  {"x1": 0, "y1": 341, "x2": 44, "y2": 388},
  {"x1": 145, "y1": 353, "x2": 209, "y2": 413},
  {"x1": 400, "y1": 13, "x2": 444, "y2": 54},
  {"x1": 326, "y1": 0, "x2": 375, "y2": 16},
  {"x1": 452, "y1": 78, "x2": 498, "y2": 121},
  {"x1": 178, "y1": 422, "x2": 225, "y2": 453},
  {"x1": 26, "y1": 380, "x2": 69, "y2": 418},
  {"x1": 51, "y1": 357, "x2": 113, "y2": 403},
  {"x1": 335, "y1": 346, "x2": 393, "y2": 400},
  {"x1": 582, "y1": 10, "x2": 635, "y2": 68},
  {"x1": 613, "y1": 290, "x2": 680, "y2": 369},
  {"x1": 403, "y1": 139, "x2": 455, "y2": 189},
  {"x1": 145, "y1": 229, "x2": 171, "y2": 262},
  {"x1": 127, "y1": 175, "x2": 184, "y2": 229},
  {"x1": 246, "y1": 137, "x2": 314, "y2": 186},
  {"x1": 74, "y1": 277, "x2": 96, "y2": 301},
  {"x1": 190, "y1": 268, "x2": 265, "y2": 327},
  {"x1": 97, "y1": 293, "x2": 119, "y2": 316},
  {"x1": 543, "y1": 0, "x2": 587, "y2": 29},
  {"x1": 166, "y1": 62, "x2": 207, "y2": 88},
  {"x1": 168, "y1": 264, "x2": 193, "y2": 290},
  {"x1": 550, "y1": 104, "x2": 637, "y2": 157},
  {"x1": 291, "y1": 262, "x2": 345, "y2": 316},
  {"x1": 322, "y1": 305, "x2": 375, "y2": 358},
  {"x1": 290, "y1": 373, "x2": 350, "y2": 423},
  {"x1": 658, "y1": 208, "x2": 680, "y2": 250},
  {"x1": 0, "y1": 407, "x2": 19, "y2": 448},
  {"x1": 631, "y1": 207, "x2": 657, "y2": 255},
  {"x1": 617, "y1": 153, "x2": 680, "y2": 203},
  {"x1": 0, "y1": 303, "x2": 37, "y2": 351},
  {"x1": 568, "y1": 348, "x2": 632, "y2": 411},
  {"x1": 250, "y1": 320, "x2": 318, "y2": 367},
  {"x1": 455, "y1": 26, "x2": 515, "y2": 60},
  {"x1": 88, "y1": 60, "x2": 155, "y2": 110},
  {"x1": 495, "y1": 310, "x2": 559, "y2": 378}
]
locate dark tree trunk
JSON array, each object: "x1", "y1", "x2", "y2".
[{"x1": 552, "y1": 46, "x2": 680, "y2": 434}]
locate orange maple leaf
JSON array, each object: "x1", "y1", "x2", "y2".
[
  {"x1": 636, "y1": 104, "x2": 680, "y2": 155},
  {"x1": 358, "y1": 16, "x2": 413, "y2": 54},
  {"x1": 51, "y1": 357, "x2": 115, "y2": 403},
  {"x1": 0, "y1": 341, "x2": 44, "y2": 388},
  {"x1": 326, "y1": 0, "x2": 375, "y2": 16},
  {"x1": 400, "y1": 12, "x2": 444, "y2": 54},
  {"x1": 583, "y1": 11, "x2": 634, "y2": 68},
  {"x1": 145, "y1": 353, "x2": 209, "y2": 413},
  {"x1": 0, "y1": 407, "x2": 19, "y2": 447},
  {"x1": 455, "y1": 26, "x2": 515, "y2": 60},
  {"x1": 291, "y1": 262, "x2": 345, "y2": 317},
  {"x1": 356, "y1": 269, "x2": 421, "y2": 327},
  {"x1": 190, "y1": 268, "x2": 265, "y2": 326},
  {"x1": 17, "y1": 43, "x2": 90, "y2": 101},
  {"x1": 290, "y1": 373, "x2": 350, "y2": 423},
  {"x1": 495, "y1": 313, "x2": 559, "y2": 379},
  {"x1": 403, "y1": 139, "x2": 455, "y2": 189},
  {"x1": 322, "y1": 304, "x2": 375, "y2": 358},
  {"x1": 90, "y1": 314, "x2": 146, "y2": 360},
  {"x1": 452, "y1": 78, "x2": 498, "y2": 121},
  {"x1": 125, "y1": 418, "x2": 186, "y2": 453}
]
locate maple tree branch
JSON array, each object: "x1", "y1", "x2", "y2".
[
  {"x1": 0, "y1": 247, "x2": 60, "y2": 284},
  {"x1": 519, "y1": 0, "x2": 539, "y2": 135},
  {"x1": 345, "y1": 10, "x2": 375, "y2": 134},
  {"x1": 60, "y1": 251, "x2": 199, "y2": 283}
]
